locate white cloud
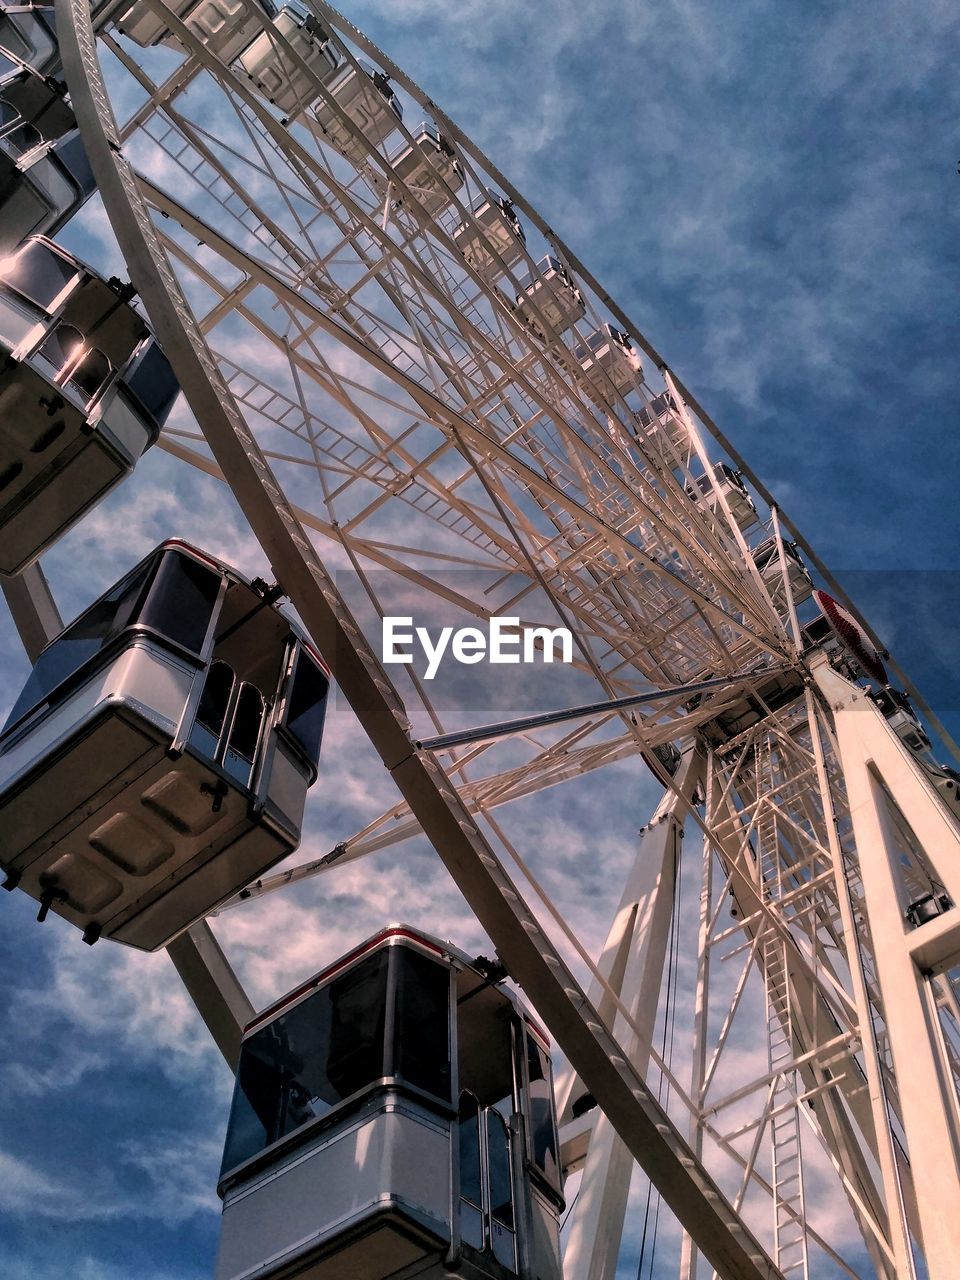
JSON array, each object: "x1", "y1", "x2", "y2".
[{"x1": 0, "y1": 1134, "x2": 219, "y2": 1225}]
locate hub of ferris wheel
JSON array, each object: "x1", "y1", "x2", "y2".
[{"x1": 0, "y1": 3, "x2": 959, "y2": 1280}]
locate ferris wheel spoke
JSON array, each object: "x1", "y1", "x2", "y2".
[
  {"x1": 216, "y1": 670, "x2": 791, "y2": 918},
  {"x1": 114, "y1": 18, "x2": 788, "y2": 650},
  {"x1": 131, "y1": 140, "x2": 793, "y2": 675}
]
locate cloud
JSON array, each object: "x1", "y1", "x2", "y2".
[{"x1": 0, "y1": 1133, "x2": 219, "y2": 1225}]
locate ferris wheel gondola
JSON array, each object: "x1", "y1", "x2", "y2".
[
  {"x1": 216, "y1": 925, "x2": 563, "y2": 1280},
  {"x1": 0, "y1": 236, "x2": 177, "y2": 575},
  {"x1": 0, "y1": 539, "x2": 329, "y2": 949}
]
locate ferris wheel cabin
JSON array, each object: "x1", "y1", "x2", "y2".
[
  {"x1": 0, "y1": 3, "x2": 59, "y2": 75},
  {"x1": 313, "y1": 60, "x2": 402, "y2": 163},
  {"x1": 238, "y1": 5, "x2": 339, "y2": 116},
  {"x1": 116, "y1": 0, "x2": 277, "y2": 66},
  {"x1": 0, "y1": 65, "x2": 97, "y2": 254},
  {"x1": 0, "y1": 540, "x2": 329, "y2": 950},
  {"x1": 516, "y1": 255, "x2": 585, "y2": 341},
  {"x1": 216, "y1": 925, "x2": 564, "y2": 1280},
  {"x1": 453, "y1": 193, "x2": 526, "y2": 277},
  {"x1": 870, "y1": 685, "x2": 932, "y2": 756},
  {"x1": 384, "y1": 122, "x2": 464, "y2": 217},
  {"x1": 572, "y1": 324, "x2": 643, "y2": 402},
  {"x1": 635, "y1": 391, "x2": 688, "y2": 455},
  {"x1": 688, "y1": 462, "x2": 758, "y2": 532},
  {"x1": 0, "y1": 237, "x2": 178, "y2": 576},
  {"x1": 752, "y1": 535, "x2": 813, "y2": 605}
]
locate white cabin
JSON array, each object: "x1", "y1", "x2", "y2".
[
  {"x1": 688, "y1": 462, "x2": 758, "y2": 532},
  {"x1": 313, "y1": 60, "x2": 402, "y2": 163},
  {"x1": 116, "y1": 0, "x2": 275, "y2": 65},
  {"x1": 0, "y1": 237, "x2": 178, "y2": 575},
  {"x1": 238, "y1": 5, "x2": 339, "y2": 116},
  {"x1": 516, "y1": 254, "x2": 585, "y2": 340},
  {"x1": 573, "y1": 323, "x2": 642, "y2": 401},
  {"x1": 453, "y1": 192, "x2": 526, "y2": 276},
  {"x1": 0, "y1": 540, "x2": 329, "y2": 950},
  {"x1": 216, "y1": 926, "x2": 564, "y2": 1280},
  {"x1": 752, "y1": 536, "x2": 813, "y2": 605},
  {"x1": 384, "y1": 121, "x2": 464, "y2": 217}
]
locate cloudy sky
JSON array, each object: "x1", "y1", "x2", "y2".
[{"x1": 0, "y1": 1, "x2": 957, "y2": 1277}]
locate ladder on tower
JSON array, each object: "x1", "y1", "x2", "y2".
[{"x1": 755, "y1": 745, "x2": 810, "y2": 1280}]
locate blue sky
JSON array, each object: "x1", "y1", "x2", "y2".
[{"x1": 0, "y1": 1, "x2": 957, "y2": 1277}]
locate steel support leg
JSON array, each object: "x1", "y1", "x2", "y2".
[
  {"x1": 562, "y1": 751, "x2": 703, "y2": 1280},
  {"x1": 814, "y1": 658, "x2": 960, "y2": 1276}
]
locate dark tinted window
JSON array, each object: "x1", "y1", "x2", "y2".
[
  {"x1": 68, "y1": 346, "x2": 112, "y2": 403},
  {"x1": 190, "y1": 661, "x2": 234, "y2": 761},
  {"x1": 458, "y1": 1092, "x2": 482, "y2": 1206},
  {"x1": 487, "y1": 1108, "x2": 514, "y2": 1229},
  {"x1": 124, "y1": 339, "x2": 179, "y2": 428},
  {"x1": 220, "y1": 949, "x2": 389, "y2": 1179},
  {"x1": 53, "y1": 129, "x2": 96, "y2": 196},
  {"x1": 283, "y1": 648, "x2": 328, "y2": 764},
  {"x1": 1, "y1": 557, "x2": 155, "y2": 736},
  {"x1": 2, "y1": 239, "x2": 76, "y2": 310},
  {"x1": 393, "y1": 946, "x2": 451, "y2": 1102},
  {"x1": 224, "y1": 683, "x2": 265, "y2": 786},
  {"x1": 137, "y1": 550, "x2": 220, "y2": 654},
  {"x1": 37, "y1": 321, "x2": 83, "y2": 375},
  {"x1": 525, "y1": 1032, "x2": 561, "y2": 1196},
  {"x1": 2, "y1": 120, "x2": 40, "y2": 153}
]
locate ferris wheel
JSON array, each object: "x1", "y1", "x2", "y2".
[{"x1": 0, "y1": 3, "x2": 958, "y2": 1279}]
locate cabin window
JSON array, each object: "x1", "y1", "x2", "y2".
[
  {"x1": 36, "y1": 320, "x2": 83, "y2": 377},
  {"x1": 393, "y1": 946, "x2": 452, "y2": 1102},
  {"x1": 524, "y1": 1032, "x2": 562, "y2": 1197},
  {"x1": 0, "y1": 557, "x2": 154, "y2": 736},
  {"x1": 223, "y1": 683, "x2": 266, "y2": 786},
  {"x1": 67, "y1": 345, "x2": 112, "y2": 404},
  {"x1": 1, "y1": 120, "x2": 41, "y2": 153},
  {"x1": 190, "y1": 661, "x2": 235, "y2": 760},
  {"x1": 2, "y1": 239, "x2": 76, "y2": 311},
  {"x1": 220, "y1": 949, "x2": 390, "y2": 1178},
  {"x1": 487, "y1": 1108, "x2": 517, "y2": 1269},
  {"x1": 458, "y1": 1091, "x2": 484, "y2": 1248},
  {"x1": 457, "y1": 1086, "x2": 517, "y2": 1269},
  {"x1": 282, "y1": 648, "x2": 328, "y2": 765},
  {"x1": 36, "y1": 326, "x2": 120, "y2": 408},
  {"x1": 138, "y1": 550, "x2": 221, "y2": 654},
  {"x1": 123, "y1": 339, "x2": 179, "y2": 428},
  {"x1": 0, "y1": 551, "x2": 219, "y2": 740},
  {"x1": 54, "y1": 130, "x2": 96, "y2": 196}
]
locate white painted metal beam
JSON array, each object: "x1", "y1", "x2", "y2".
[
  {"x1": 562, "y1": 750, "x2": 703, "y2": 1280},
  {"x1": 814, "y1": 657, "x2": 960, "y2": 1276}
]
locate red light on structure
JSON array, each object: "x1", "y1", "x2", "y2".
[{"x1": 814, "y1": 590, "x2": 888, "y2": 684}]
